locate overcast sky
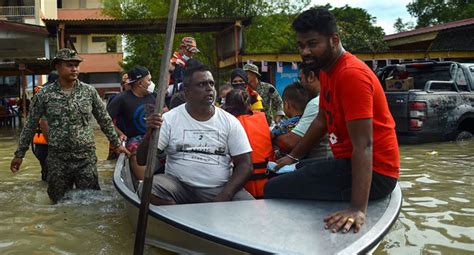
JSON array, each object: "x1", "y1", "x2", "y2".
[{"x1": 308, "y1": 0, "x2": 416, "y2": 35}]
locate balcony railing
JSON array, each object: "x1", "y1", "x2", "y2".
[{"x1": 0, "y1": 6, "x2": 35, "y2": 17}]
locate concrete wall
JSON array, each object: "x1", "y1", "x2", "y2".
[
  {"x1": 72, "y1": 35, "x2": 123, "y2": 54},
  {"x1": 62, "y1": 0, "x2": 80, "y2": 9},
  {"x1": 61, "y1": 0, "x2": 102, "y2": 9},
  {"x1": 87, "y1": 0, "x2": 103, "y2": 8},
  {"x1": 41, "y1": 0, "x2": 57, "y2": 19},
  {"x1": 88, "y1": 35, "x2": 106, "y2": 53},
  {"x1": 86, "y1": 35, "x2": 122, "y2": 54},
  {"x1": 23, "y1": 17, "x2": 37, "y2": 25},
  {"x1": 78, "y1": 53, "x2": 123, "y2": 73}
]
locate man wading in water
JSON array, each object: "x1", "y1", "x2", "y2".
[{"x1": 11, "y1": 48, "x2": 129, "y2": 203}]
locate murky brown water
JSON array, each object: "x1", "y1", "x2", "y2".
[
  {"x1": 0, "y1": 127, "x2": 135, "y2": 254},
  {"x1": 374, "y1": 140, "x2": 474, "y2": 254},
  {"x1": 0, "y1": 127, "x2": 473, "y2": 254}
]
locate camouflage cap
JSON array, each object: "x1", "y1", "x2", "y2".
[
  {"x1": 243, "y1": 63, "x2": 261, "y2": 77},
  {"x1": 180, "y1": 37, "x2": 200, "y2": 53},
  {"x1": 52, "y1": 48, "x2": 83, "y2": 66}
]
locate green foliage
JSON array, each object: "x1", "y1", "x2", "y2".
[
  {"x1": 393, "y1": 17, "x2": 415, "y2": 33},
  {"x1": 407, "y1": 0, "x2": 474, "y2": 28},
  {"x1": 102, "y1": 0, "x2": 387, "y2": 80},
  {"x1": 311, "y1": 5, "x2": 388, "y2": 52},
  {"x1": 102, "y1": 0, "x2": 309, "y2": 79},
  {"x1": 244, "y1": 13, "x2": 302, "y2": 54}
]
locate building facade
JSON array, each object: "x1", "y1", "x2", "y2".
[
  {"x1": 0, "y1": 0, "x2": 123, "y2": 96},
  {"x1": 56, "y1": 0, "x2": 123, "y2": 96}
]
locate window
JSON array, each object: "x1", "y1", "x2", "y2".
[
  {"x1": 91, "y1": 36, "x2": 117, "y2": 52},
  {"x1": 106, "y1": 39, "x2": 117, "y2": 53},
  {"x1": 455, "y1": 68, "x2": 469, "y2": 92},
  {"x1": 470, "y1": 66, "x2": 474, "y2": 90},
  {"x1": 92, "y1": 36, "x2": 111, "y2": 43}
]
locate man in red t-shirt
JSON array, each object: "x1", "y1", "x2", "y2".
[{"x1": 265, "y1": 8, "x2": 400, "y2": 234}]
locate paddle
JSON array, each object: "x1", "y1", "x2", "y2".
[{"x1": 133, "y1": 1, "x2": 179, "y2": 254}]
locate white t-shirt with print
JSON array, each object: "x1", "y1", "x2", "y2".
[{"x1": 158, "y1": 104, "x2": 252, "y2": 188}]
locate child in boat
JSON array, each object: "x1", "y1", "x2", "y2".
[
  {"x1": 216, "y1": 83, "x2": 233, "y2": 107},
  {"x1": 223, "y1": 89, "x2": 275, "y2": 199},
  {"x1": 271, "y1": 82, "x2": 309, "y2": 138},
  {"x1": 271, "y1": 82, "x2": 309, "y2": 159}
]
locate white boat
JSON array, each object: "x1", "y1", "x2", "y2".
[{"x1": 113, "y1": 154, "x2": 402, "y2": 254}]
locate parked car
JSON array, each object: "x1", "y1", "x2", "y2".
[{"x1": 377, "y1": 61, "x2": 474, "y2": 144}]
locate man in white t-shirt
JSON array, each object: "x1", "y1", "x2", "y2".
[{"x1": 137, "y1": 61, "x2": 254, "y2": 205}]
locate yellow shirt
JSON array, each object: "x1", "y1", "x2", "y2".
[{"x1": 250, "y1": 94, "x2": 264, "y2": 111}]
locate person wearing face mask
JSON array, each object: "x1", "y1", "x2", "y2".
[
  {"x1": 230, "y1": 68, "x2": 264, "y2": 112},
  {"x1": 107, "y1": 66, "x2": 156, "y2": 180}
]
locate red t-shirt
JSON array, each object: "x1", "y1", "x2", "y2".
[{"x1": 319, "y1": 52, "x2": 400, "y2": 178}]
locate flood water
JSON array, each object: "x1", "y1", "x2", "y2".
[{"x1": 0, "y1": 127, "x2": 473, "y2": 254}]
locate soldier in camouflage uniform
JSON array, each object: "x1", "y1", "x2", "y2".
[
  {"x1": 10, "y1": 48, "x2": 130, "y2": 203},
  {"x1": 243, "y1": 63, "x2": 285, "y2": 125}
]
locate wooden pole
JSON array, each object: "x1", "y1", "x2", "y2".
[
  {"x1": 59, "y1": 23, "x2": 65, "y2": 49},
  {"x1": 133, "y1": 1, "x2": 179, "y2": 254},
  {"x1": 234, "y1": 22, "x2": 239, "y2": 68}
]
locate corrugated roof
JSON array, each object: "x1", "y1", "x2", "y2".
[
  {"x1": 57, "y1": 8, "x2": 113, "y2": 20},
  {"x1": 384, "y1": 18, "x2": 474, "y2": 41},
  {"x1": 0, "y1": 20, "x2": 49, "y2": 35},
  {"x1": 431, "y1": 25, "x2": 474, "y2": 51},
  {"x1": 0, "y1": 59, "x2": 52, "y2": 75},
  {"x1": 43, "y1": 17, "x2": 252, "y2": 35}
]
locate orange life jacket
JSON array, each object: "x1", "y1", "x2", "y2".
[
  {"x1": 237, "y1": 112, "x2": 275, "y2": 198},
  {"x1": 33, "y1": 128, "x2": 47, "y2": 145}
]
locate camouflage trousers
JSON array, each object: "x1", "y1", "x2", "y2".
[{"x1": 46, "y1": 149, "x2": 100, "y2": 203}]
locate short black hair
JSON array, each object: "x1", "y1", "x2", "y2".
[
  {"x1": 282, "y1": 82, "x2": 309, "y2": 113},
  {"x1": 301, "y1": 63, "x2": 320, "y2": 80},
  {"x1": 222, "y1": 89, "x2": 251, "y2": 117},
  {"x1": 219, "y1": 83, "x2": 233, "y2": 94},
  {"x1": 183, "y1": 59, "x2": 210, "y2": 87},
  {"x1": 169, "y1": 91, "x2": 186, "y2": 109},
  {"x1": 292, "y1": 8, "x2": 337, "y2": 36}
]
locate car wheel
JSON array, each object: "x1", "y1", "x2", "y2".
[{"x1": 455, "y1": 130, "x2": 473, "y2": 142}]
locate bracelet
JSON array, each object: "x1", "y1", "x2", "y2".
[{"x1": 286, "y1": 154, "x2": 299, "y2": 162}]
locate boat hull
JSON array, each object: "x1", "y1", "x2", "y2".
[{"x1": 114, "y1": 154, "x2": 402, "y2": 254}]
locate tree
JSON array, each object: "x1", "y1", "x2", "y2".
[
  {"x1": 102, "y1": 0, "x2": 386, "y2": 80},
  {"x1": 394, "y1": 17, "x2": 414, "y2": 33},
  {"x1": 327, "y1": 5, "x2": 388, "y2": 52},
  {"x1": 102, "y1": 0, "x2": 309, "y2": 80},
  {"x1": 407, "y1": 0, "x2": 474, "y2": 28}
]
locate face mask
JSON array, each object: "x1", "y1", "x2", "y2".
[
  {"x1": 182, "y1": 54, "x2": 190, "y2": 61},
  {"x1": 147, "y1": 81, "x2": 155, "y2": 94},
  {"x1": 232, "y1": 82, "x2": 246, "y2": 90},
  {"x1": 220, "y1": 97, "x2": 226, "y2": 105}
]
